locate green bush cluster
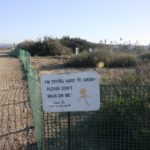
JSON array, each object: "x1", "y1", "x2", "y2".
[
  {"x1": 16, "y1": 37, "x2": 73, "y2": 56},
  {"x1": 92, "y1": 48, "x2": 113, "y2": 67},
  {"x1": 65, "y1": 49, "x2": 109, "y2": 67},
  {"x1": 66, "y1": 49, "x2": 137, "y2": 68},
  {"x1": 16, "y1": 36, "x2": 98, "y2": 56},
  {"x1": 16, "y1": 40, "x2": 35, "y2": 54},
  {"x1": 65, "y1": 51, "x2": 95, "y2": 67},
  {"x1": 60, "y1": 36, "x2": 97, "y2": 53},
  {"x1": 140, "y1": 52, "x2": 150, "y2": 61},
  {"x1": 109, "y1": 54, "x2": 137, "y2": 67}
]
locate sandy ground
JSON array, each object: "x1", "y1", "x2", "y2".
[{"x1": 0, "y1": 56, "x2": 36, "y2": 150}]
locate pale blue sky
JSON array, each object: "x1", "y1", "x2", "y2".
[{"x1": 0, "y1": 0, "x2": 150, "y2": 45}]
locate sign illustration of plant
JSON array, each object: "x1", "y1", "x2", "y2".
[{"x1": 79, "y1": 88, "x2": 90, "y2": 106}]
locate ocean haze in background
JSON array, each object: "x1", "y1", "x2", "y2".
[
  {"x1": 0, "y1": 0, "x2": 150, "y2": 45},
  {"x1": 0, "y1": 43, "x2": 14, "y2": 48}
]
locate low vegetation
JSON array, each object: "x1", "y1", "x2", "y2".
[
  {"x1": 16, "y1": 37, "x2": 73, "y2": 56},
  {"x1": 119, "y1": 62, "x2": 150, "y2": 84},
  {"x1": 60, "y1": 36, "x2": 97, "y2": 53},
  {"x1": 109, "y1": 53, "x2": 137, "y2": 67},
  {"x1": 16, "y1": 35, "x2": 150, "y2": 84},
  {"x1": 65, "y1": 51, "x2": 95, "y2": 67},
  {"x1": 66, "y1": 50, "x2": 138, "y2": 68},
  {"x1": 140, "y1": 52, "x2": 150, "y2": 61},
  {"x1": 98, "y1": 90, "x2": 150, "y2": 149}
]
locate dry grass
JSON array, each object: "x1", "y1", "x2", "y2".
[{"x1": 31, "y1": 56, "x2": 134, "y2": 84}]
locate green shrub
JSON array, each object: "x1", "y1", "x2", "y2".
[
  {"x1": 16, "y1": 40, "x2": 35, "y2": 54},
  {"x1": 65, "y1": 51, "x2": 96, "y2": 67},
  {"x1": 60, "y1": 36, "x2": 97, "y2": 53},
  {"x1": 16, "y1": 37, "x2": 73, "y2": 56},
  {"x1": 65, "y1": 48, "x2": 114, "y2": 67},
  {"x1": 92, "y1": 48, "x2": 113, "y2": 67},
  {"x1": 140, "y1": 53, "x2": 150, "y2": 61},
  {"x1": 92, "y1": 50, "x2": 138, "y2": 68},
  {"x1": 66, "y1": 49, "x2": 138, "y2": 68},
  {"x1": 41, "y1": 37, "x2": 62, "y2": 56},
  {"x1": 109, "y1": 54, "x2": 137, "y2": 67}
]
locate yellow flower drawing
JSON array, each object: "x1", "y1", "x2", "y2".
[{"x1": 79, "y1": 88, "x2": 90, "y2": 106}]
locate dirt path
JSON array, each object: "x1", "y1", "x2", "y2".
[{"x1": 0, "y1": 57, "x2": 36, "y2": 150}]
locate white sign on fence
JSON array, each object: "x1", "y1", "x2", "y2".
[{"x1": 41, "y1": 71, "x2": 100, "y2": 112}]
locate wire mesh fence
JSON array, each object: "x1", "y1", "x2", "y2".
[
  {"x1": 11, "y1": 49, "x2": 150, "y2": 150},
  {"x1": 27, "y1": 75, "x2": 42, "y2": 150},
  {"x1": 10, "y1": 49, "x2": 42, "y2": 150},
  {"x1": 43, "y1": 85, "x2": 150, "y2": 150}
]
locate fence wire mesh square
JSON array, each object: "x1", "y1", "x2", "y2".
[{"x1": 43, "y1": 85, "x2": 150, "y2": 150}]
